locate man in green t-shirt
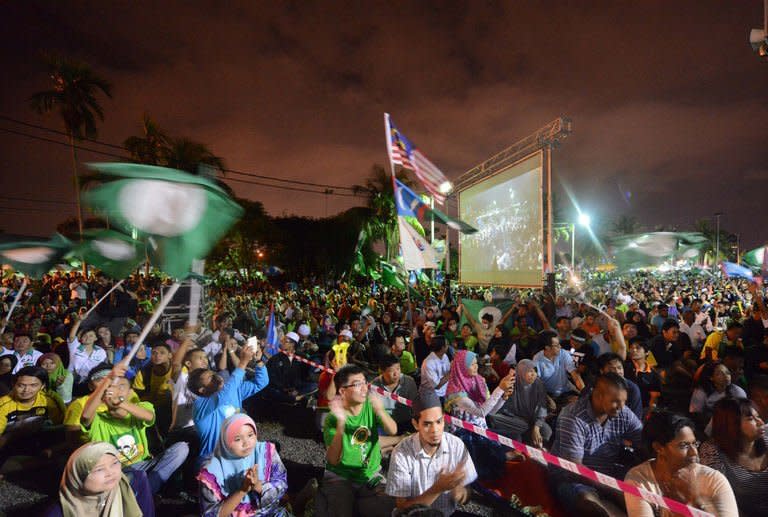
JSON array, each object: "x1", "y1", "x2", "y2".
[
  {"x1": 316, "y1": 364, "x2": 397, "y2": 517},
  {"x1": 81, "y1": 363, "x2": 189, "y2": 494},
  {"x1": 390, "y1": 334, "x2": 417, "y2": 376}
]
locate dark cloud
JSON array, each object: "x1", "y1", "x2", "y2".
[{"x1": 0, "y1": 0, "x2": 766, "y2": 248}]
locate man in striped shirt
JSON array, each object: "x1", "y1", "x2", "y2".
[{"x1": 550, "y1": 373, "x2": 642, "y2": 515}]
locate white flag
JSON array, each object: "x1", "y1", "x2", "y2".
[{"x1": 398, "y1": 217, "x2": 439, "y2": 270}]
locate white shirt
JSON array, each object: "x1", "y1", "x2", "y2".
[
  {"x1": 387, "y1": 432, "x2": 477, "y2": 516},
  {"x1": 421, "y1": 352, "x2": 451, "y2": 397},
  {"x1": 695, "y1": 311, "x2": 714, "y2": 333},
  {"x1": 172, "y1": 370, "x2": 197, "y2": 429},
  {"x1": 12, "y1": 349, "x2": 43, "y2": 374},
  {"x1": 67, "y1": 337, "x2": 108, "y2": 380},
  {"x1": 679, "y1": 321, "x2": 707, "y2": 350}
]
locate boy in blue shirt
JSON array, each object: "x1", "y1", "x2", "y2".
[{"x1": 189, "y1": 343, "x2": 268, "y2": 458}]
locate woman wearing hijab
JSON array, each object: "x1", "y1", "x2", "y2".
[
  {"x1": 488, "y1": 359, "x2": 552, "y2": 448},
  {"x1": 44, "y1": 441, "x2": 152, "y2": 517},
  {"x1": 37, "y1": 352, "x2": 74, "y2": 404},
  {"x1": 444, "y1": 350, "x2": 517, "y2": 478},
  {"x1": 197, "y1": 413, "x2": 289, "y2": 517}
]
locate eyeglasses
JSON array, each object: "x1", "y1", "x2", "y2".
[
  {"x1": 342, "y1": 381, "x2": 369, "y2": 390},
  {"x1": 675, "y1": 441, "x2": 700, "y2": 451}
]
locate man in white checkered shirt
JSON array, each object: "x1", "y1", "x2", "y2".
[{"x1": 386, "y1": 388, "x2": 477, "y2": 516}]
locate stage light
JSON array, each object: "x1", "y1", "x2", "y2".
[
  {"x1": 438, "y1": 181, "x2": 454, "y2": 194},
  {"x1": 578, "y1": 213, "x2": 591, "y2": 227}
]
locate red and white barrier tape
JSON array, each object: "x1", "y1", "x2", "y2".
[{"x1": 292, "y1": 353, "x2": 712, "y2": 517}]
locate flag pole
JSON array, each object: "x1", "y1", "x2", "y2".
[
  {"x1": 81, "y1": 279, "x2": 125, "y2": 322},
  {"x1": 189, "y1": 259, "x2": 205, "y2": 327},
  {"x1": 385, "y1": 113, "x2": 413, "y2": 331},
  {"x1": 0, "y1": 278, "x2": 28, "y2": 335},
  {"x1": 119, "y1": 281, "x2": 181, "y2": 366}
]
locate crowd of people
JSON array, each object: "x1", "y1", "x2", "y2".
[{"x1": 0, "y1": 268, "x2": 767, "y2": 517}]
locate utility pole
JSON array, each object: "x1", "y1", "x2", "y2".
[{"x1": 714, "y1": 212, "x2": 723, "y2": 265}]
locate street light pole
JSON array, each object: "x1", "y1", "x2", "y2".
[
  {"x1": 714, "y1": 212, "x2": 723, "y2": 264},
  {"x1": 571, "y1": 222, "x2": 576, "y2": 270}
]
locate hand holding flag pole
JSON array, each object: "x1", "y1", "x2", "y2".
[
  {"x1": 0, "y1": 278, "x2": 28, "y2": 335},
  {"x1": 114, "y1": 282, "x2": 182, "y2": 379}
]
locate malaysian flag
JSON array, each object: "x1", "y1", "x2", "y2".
[{"x1": 385, "y1": 113, "x2": 450, "y2": 204}]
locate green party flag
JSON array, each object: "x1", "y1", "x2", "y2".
[
  {"x1": 743, "y1": 246, "x2": 766, "y2": 269},
  {"x1": 0, "y1": 234, "x2": 72, "y2": 277},
  {"x1": 458, "y1": 297, "x2": 517, "y2": 332},
  {"x1": 380, "y1": 261, "x2": 406, "y2": 290},
  {"x1": 83, "y1": 163, "x2": 243, "y2": 278},
  {"x1": 75, "y1": 229, "x2": 145, "y2": 279}
]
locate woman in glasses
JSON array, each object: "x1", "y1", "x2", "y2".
[{"x1": 624, "y1": 410, "x2": 737, "y2": 516}]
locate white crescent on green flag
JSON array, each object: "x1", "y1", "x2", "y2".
[
  {"x1": 0, "y1": 234, "x2": 72, "y2": 277},
  {"x1": 458, "y1": 297, "x2": 517, "y2": 331},
  {"x1": 83, "y1": 163, "x2": 243, "y2": 278},
  {"x1": 610, "y1": 232, "x2": 708, "y2": 270},
  {"x1": 743, "y1": 246, "x2": 766, "y2": 270},
  {"x1": 75, "y1": 229, "x2": 145, "y2": 279}
]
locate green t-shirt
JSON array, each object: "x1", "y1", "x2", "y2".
[
  {"x1": 399, "y1": 350, "x2": 417, "y2": 375},
  {"x1": 462, "y1": 335, "x2": 478, "y2": 352},
  {"x1": 323, "y1": 398, "x2": 382, "y2": 483},
  {"x1": 83, "y1": 401, "x2": 155, "y2": 466}
]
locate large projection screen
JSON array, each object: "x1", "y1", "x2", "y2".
[{"x1": 458, "y1": 151, "x2": 544, "y2": 287}]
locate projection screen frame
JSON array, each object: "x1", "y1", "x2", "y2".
[{"x1": 457, "y1": 149, "x2": 547, "y2": 288}]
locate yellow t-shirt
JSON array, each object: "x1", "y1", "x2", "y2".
[
  {"x1": 0, "y1": 390, "x2": 64, "y2": 435},
  {"x1": 133, "y1": 367, "x2": 173, "y2": 406},
  {"x1": 64, "y1": 391, "x2": 140, "y2": 428}
]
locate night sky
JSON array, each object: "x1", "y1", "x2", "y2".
[{"x1": 1, "y1": 1, "x2": 767, "y2": 249}]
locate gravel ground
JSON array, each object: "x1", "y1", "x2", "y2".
[{"x1": 0, "y1": 418, "x2": 496, "y2": 516}]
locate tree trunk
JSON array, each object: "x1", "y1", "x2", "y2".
[{"x1": 68, "y1": 133, "x2": 87, "y2": 276}]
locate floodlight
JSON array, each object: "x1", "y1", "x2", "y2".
[
  {"x1": 578, "y1": 213, "x2": 591, "y2": 227},
  {"x1": 438, "y1": 181, "x2": 454, "y2": 195}
]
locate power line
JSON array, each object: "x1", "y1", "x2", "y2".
[
  {"x1": 1, "y1": 114, "x2": 362, "y2": 192},
  {"x1": 223, "y1": 175, "x2": 363, "y2": 198},
  {"x1": 1, "y1": 126, "x2": 365, "y2": 200},
  {"x1": 0, "y1": 126, "x2": 128, "y2": 159},
  {"x1": 0, "y1": 115, "x2": 125, "y2": 150},
  {"x1": 0, "y1": 195, "x2": 76, "y2": 205},
  {"x1": 0, "y1": 205, "x2": 68, "y2": 213}
]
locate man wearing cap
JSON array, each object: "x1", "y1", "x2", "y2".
[
  {"x1": 263, "y1": 331, "x2": 316, "y2": 404},
  {"x1": 386, "y1": 387, "x2": 477, "y2": 515}
]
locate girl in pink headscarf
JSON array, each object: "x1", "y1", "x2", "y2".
[{"x1": 444, "y1": 350, "x2": 519, "y2": 478}]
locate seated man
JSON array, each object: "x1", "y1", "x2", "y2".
[
  {"x1": 133, "y1": 343, "x2": 175, "y2": 437},
  {"x1": 316, "y1": 364, "x2": 397, "y2": 517},
  {"x1": 63, "y1": 363, "x2": 139, "y2": 449},
  {"x1": 189, "y1": 343, "x2": 268, "y2": 458},
  {"x1": 596, "y1": 352, "x2": 643, "y2": 421},
  {"x1": 390, "y1": 332, "x2": 417, "y2": 378},
  {"x1": 263, "y1": 331, "x2": 316, "y2": 404},
  {"x1": 0, "y1": 366, "x2": 65, "y2": 468},
  {"x1": 371, "y1": 355, "x2": 417, "y2": 435},
  {"x1": 113, "y1": 328, "x2": 150, "y2": 379},
  {"x1": 386, "y1": 388, "x2": 477, "y2": 516},
  {"x1": 80, "y1": 363, "x2": 189, "y2": 494},
  {"x1": 532, "y1": 331, "x2": 584, "y2": 406},
  {"x1": 549, "y1": 373, "x2": 642, "y2": 515}
]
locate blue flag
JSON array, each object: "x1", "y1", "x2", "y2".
[
  {"x1": 264, "y1": 304, "x2": 280, "y2": 356},
  {"x1": 720, "y1": 261, "x2": 755, "y2": 282},
  {"x1": 393, "y1": 179, "x2": 477, "y2": 234}
]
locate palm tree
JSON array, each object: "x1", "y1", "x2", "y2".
[
  {"x1": 353, "y1": 165, "x2": 416, "y2": 262},
  {"x1": 124, "y1": 114, "x2": 169, "y2": 165},
  {"x1": 30, "y1": 54, "x2": 112, "y2": 239},
  {"x1": 165, "y1": 137, "x2": 225, "y2": 176}
]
